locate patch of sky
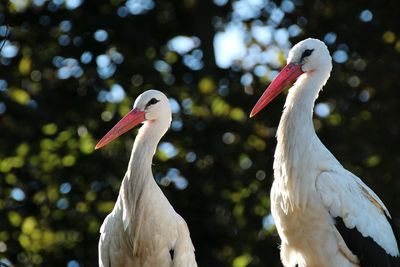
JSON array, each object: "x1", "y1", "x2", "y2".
[
  {"x1": 65, "y1": 0, "x2": 83, "y2": 10},
  {"x1": 58, "y1": 34, "x2": 71, "y2": 46},
  {"x1": 274, "y1": 28, "x2": 289, "y2": 47},
  {"x1": 11, "y1": 187, "x2": 25, "y2": 201},
  {"x1": 160, "y1": 168, "x2": 189, "y2": 190},
  {"x1": 360, "y1": 9, "x2": 373, "y2": 22},
  {"x1": 125, "y1": 0, "x2": 155, "y2": 15},
  {"x1": 0, "y1": 80, "x2": 8, "y2": 91},
  {"x1": 213, "y1": 0, "x2": 228, "y2": 6},
  {"x1": 251, "y1": 23, "x2": 273, "y2": 45},
  {"x1": 269, "y1": 8, "x2": 284, "y2": 25},
  {"x1": 28, "y1": 100, "x2": 38, "y2": 109},
  {"x1": 96, "y1": 55, "x2": 111, "y2": 68},
  {"x1": 167, "y1": 36, "x2": 200, "y2": 55},
  {"x1": 117, "y1": 6, "x2": 129, "y2": 17},
  {"x1": 1, "y1": 41, "x2": 19, "y2": 58},
  {"x1": 241, "y1": 72, "x2": 253, "y2": 86},
  {"x1": 154, "y1": 60, "x2": 171, "y2": 73},
  {"x1": 262, "y1": 214, "x2": 275, "y2": 230},
  {"x1": 214, "y1": 23, "x2": 246, "y2": 68},
  {"x1": 183, "y1": 50, "x2": 204, "y2": 71},
  {"x1": 281, "y1": 0, "x2": 295, "y2": 13},
  {"x1": 67, "y1": 260, "x2": 80, "y2": 267},
  {"x1": 332, "y1": 50, "x2": 348, "y2": 63},
  {"x1": 267, "y1": 70, "x2": 279, "y2": 81},
  {"x1": 94, "y1": 29, "x2": 108, "y2": 42},
  {"x1": 0, "y1": 26, "x2": 9, "y2": 37},
  {"x1": 163, "y1": 74, "x2": 175, "y2": 85},
  {"x1": 181, "y1": 98, "x2": 193, "y2": 114},
  {"x1": 168, "y1": 98, "x2": 181, "y2": 113},
  {"x1": 96, "y1": 54, "x2": 117, "y2": 79},
  {"x1": 0, "y1": 102, "x2": 6, "y2": 114},
  {"x1": 59, "y1": 182, "x2": 72, "y2": 194},
  {"x1": 315, "y1": 102, "x2": 331, "y2": 118},
  {"x1": 10, "y1": 0, "x2": 29, "y2": 11},
  {"x1": 56, "y1": 198, "x2": 69, "y2": 209},
  {"x1": 288, "y1": 24, "x2": 301, "y2": 37},
  {"x1": 254, "y1": 65, "x2": 268, "y2": 77},
  {"x1": 97, "y1": 84, "x2": 126, "y2": 103},
  {"x1": 260, "y1": 46, "x2": 282, "y2": 68},
  {"x1": 171, "y1": 120, "x2": 183, "y2": 131},
  {"x1": 324, "y1": 32, "x2": 337, "y2": 45},
  {"x1": 185, "y1": 151, "x2": 196, "y2": 162},
  {"x1": 59, "y1": 20, "x2": 72, "y2": 32},
  {"x1": 33, "y1": 0, "x2": 46, "y2": 6},
  {"x1": 158, "y1": 142, "x2": 178, "y2": 159},
  {"x1": 232, "y1": 0, "x2": 265, "y2": 21},
  {"x1": 56, "y1": 58, "x2": 83, "y2": 79},
  {"x1": 359, "y1": 90, "x2": 370, "y2": 102},
  {"x1": 109, "y1": 49, "x2": 124, "y2": 64},
  {"x1": 242, "y1": 44, "x2": 262, "y2": 69},
  {"x1": 80, "y1": 51, "x2": 92, "y2": 64}
]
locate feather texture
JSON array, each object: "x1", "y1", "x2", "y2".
[
  {"x1": 335, "y1": 216, "x2": 400, "y2": 267},
  {"x1": 98, "y1": 90, "x2": 197, "y2": 267},
  {"x1": 316, "y1": 170, "x2": 399, "y2": 258},
  {"x1": 266, "y1": 39, "x2": 400, "y2": 267}
]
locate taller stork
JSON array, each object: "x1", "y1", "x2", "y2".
[
  {"x1": 96, "y1": 90, "x2": 197, "y2": 267},
  {"x1": 250, "y1": 38, "x2": 400, "y2": 267}
]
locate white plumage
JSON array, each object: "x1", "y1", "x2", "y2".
[
  {"x1": 251, "y1": 38, "x2": 400, "y2": 267},
  {"x1": 96, "y1": 90, "x2": 197, "y2": 267}
]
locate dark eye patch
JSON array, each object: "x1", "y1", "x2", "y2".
[
  {"x1": 301, "y1": 49, "x2": 314, "y2": 61},
  {"x1": 145, "y1": 98, "x2": 160, "y2": 109}
]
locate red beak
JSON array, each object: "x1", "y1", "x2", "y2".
[
  {"x1": 249, "y1": 63, "x2": 304, "y2": 118},
  {"x1": 95, "y1": 108, "x2": 146, "y2": 150}
]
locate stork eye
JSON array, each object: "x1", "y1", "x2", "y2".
[
  {"x1": 301, "y1": 49, "x2": 314, "y2": 60},
  {"x1": 145, "y1": 98, "x2": 160, "y2": 108}
]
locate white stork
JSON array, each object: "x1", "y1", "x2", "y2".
[
  {"x1": 95, "y1": 90, "x2": 197, "y2": 267},
  {"x1": 250, "y1": 38, "x2": 400, "y2": 267}
]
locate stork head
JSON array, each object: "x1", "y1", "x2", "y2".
[
  {"x1": 250, "y1": 38, "x2": 332, "y2": 117},
  {"x1": 95, "y1": 89, "x2": 171, "y2": 149}
]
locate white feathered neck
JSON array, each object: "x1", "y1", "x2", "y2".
[
  {"x1": 118, "y1": 118, "x2": 170, "y2": 251},
  {"x1": 273, "y1": 66, "x2": 333, "y2": 212}
]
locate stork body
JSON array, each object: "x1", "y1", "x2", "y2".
[
  {"x1": 96, "y1": 90, "x2": 197, "y2": 267},
  {"x1": 250, "y1": 39, "x2": 400, "y2": 267}
]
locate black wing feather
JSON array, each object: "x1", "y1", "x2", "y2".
[{"x1": 334, "y1": 216, "x2": 400, "y2": 267}]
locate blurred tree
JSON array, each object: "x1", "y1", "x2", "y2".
[{"x1": 0, "y1": 0, "x2": 399, "y2": 266}]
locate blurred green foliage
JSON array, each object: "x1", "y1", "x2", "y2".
[{"x1": 0, "y1": 0, "x2": 400, "y2": 266}]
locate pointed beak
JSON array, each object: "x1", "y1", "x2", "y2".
[
  {"x1": 95, "y1": 108, "x2": 146, "y2": 150},
  {"x1": 249, "y1": 63, "x2": 304, "y2": 118}
]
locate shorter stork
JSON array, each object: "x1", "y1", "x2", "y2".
[
  {"x1": 250, "y1": 38, "x2": 400, "y2": 267},
  {"x1": 96, "y1": 90, "x2": 197, "y2": 267}
]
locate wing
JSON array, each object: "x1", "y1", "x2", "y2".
[
  {"x1": 98, "y1": 211, "x2": 114, "y2": 267},
  {"x1": 171, "y1": 216, "x2": 198, "y2": 267},
  {"x1": 99, "y1": 203, "x2": 134, "y2": 267},
  {"x1": 316, "y1": 170, "x2": 400, "y2": 266}
]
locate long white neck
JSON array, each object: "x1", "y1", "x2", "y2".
[
  {"x1": 120, "y1": 118, "x2": 170, "y2": 229},
  {"x1": 280, "y1": 68, "x2": 330, "y2": 138},
  {"x1": 128, "y1": 119, "x2": 169, "y2": 177},
  {"x1": 274, "y1": 67, "x2": 331, "y2": 211}
]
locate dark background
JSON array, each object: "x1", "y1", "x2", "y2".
[{"x1": 1, "y1": 0, "x2": 400, "y2": 266}]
